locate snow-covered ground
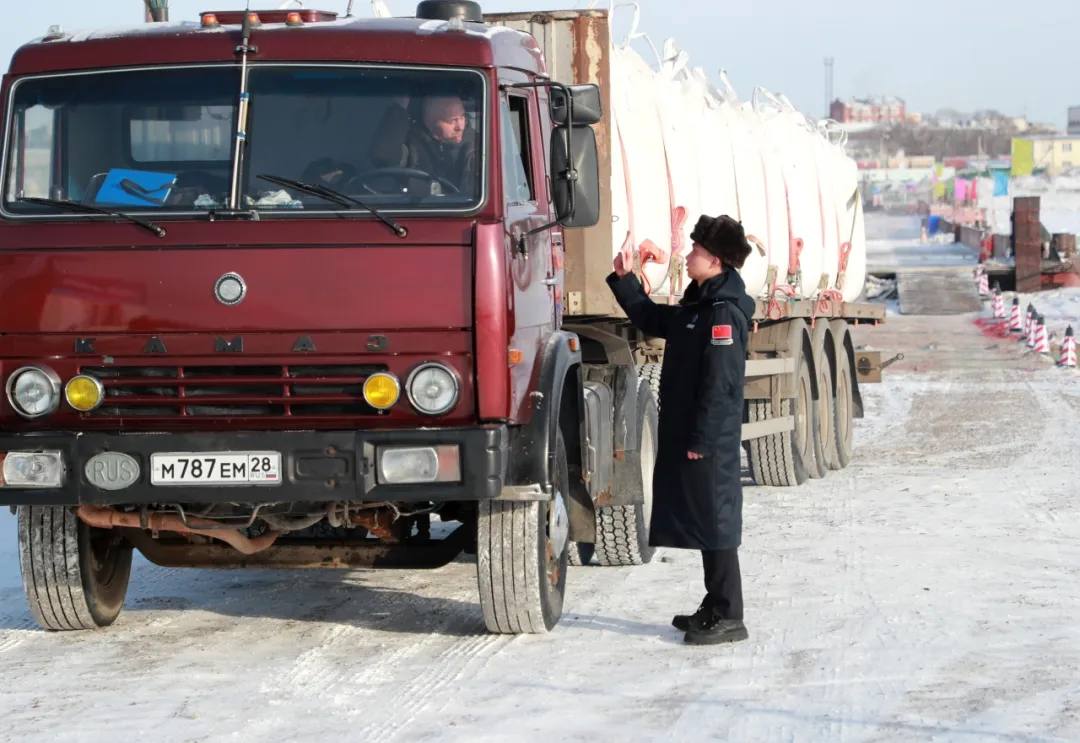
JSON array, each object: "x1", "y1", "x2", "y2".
[
  {"x1": 2, "y1": 216, "x2": 1079, "y2": 740},
  {"x1": 1012, "y1": 288, "x2": 1080, "y2": 334},
  {"x1": 2, "y1": 318, "x2": 1078, "y2": 741}
]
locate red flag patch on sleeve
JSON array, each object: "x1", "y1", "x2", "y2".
[{"x1": 711, "y1": 324, "x2": 733, "y2": 346}]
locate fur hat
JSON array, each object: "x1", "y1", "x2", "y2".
[{"x1": 690, "y1": 214, "x2": 752, "y2": 269}]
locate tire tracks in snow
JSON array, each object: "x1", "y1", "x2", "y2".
[
  {"x1": 0, "y1": 622, "x2": 34, "y2": 655},
  {"x1": 250, "y1": 567, "x2": 510, "y2": 736},
  {"x1": 353, "y1": 631, "x2": 511, "y2": 742}
]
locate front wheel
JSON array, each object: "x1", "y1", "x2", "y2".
[
  {"x1": 18, "y1": 506, "x2": 133, "y2": 631},
  {"x1": 476, "y1": 431, "x2": 570, "y2": 634}
]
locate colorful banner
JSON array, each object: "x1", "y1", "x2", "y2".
[
  {"x1": 1011, "y1": 138, "x2": 1034, "y2": 177},
  {"x1": 954, "y1": 178, "x2": 969, "y2": 204},
  {"x1": 993, "y1": 170, "x2": 1010, "y2": 197}
]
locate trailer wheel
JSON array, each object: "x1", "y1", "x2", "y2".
[
  {"x1": 810, "y1": 328, "x2": 838, "y2": 477},
  {"x1": 747, "y1": 349, "x2": 815, "y2": 486},
  {"x1": 18, "y1": 506, "x2": 133, "y2": 631},
  {"x1": 830, "y1": 322, "x2": 856, "y2": 469},
  {"x1": 593, "y1": 375, "x2": 657, "y2": 567},
  {"x1": 639, "y1": 362, "x2": 662, "y2": 401},
  {"x1": 476, "y1": 430, "x2": 570, "y2": 634}
]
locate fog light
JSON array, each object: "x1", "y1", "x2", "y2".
[
  {"x1": 65, "y1": 375, "x2": 105, "y2": 412},
  {"x1": 363, "y1": 373, "x2": 401, "y2": 411},
  {"x1": 377, "y1": 445, "x2": 461, "y2": 485},
  {"x1": 0, "y1": 451, "x2": 66, "y2": 489}
]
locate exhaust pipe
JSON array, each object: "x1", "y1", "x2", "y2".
[
  {"x1": 77, "y1": 505, "x2": 280, "y2": 556},
  {"x1": 144, "y1": 0, "x2": 169, "y2": 22}
]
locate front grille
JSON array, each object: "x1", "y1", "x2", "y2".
[{"x1": 81, "y1": 364, "x2": 387, "y2": 418}]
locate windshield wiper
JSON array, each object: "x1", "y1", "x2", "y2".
[
  {"x1": 18, "y1": 197, "x2": 166, "y2": 238},
  {"x1": 257, "y1": 174, "x2": 408, "y2": 239}
]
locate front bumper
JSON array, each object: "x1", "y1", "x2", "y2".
[{"x1": 0, "y1": 427, "x2": 508, "y2": 507}]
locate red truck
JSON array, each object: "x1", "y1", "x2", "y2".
[{"x1": 0, "y1": 3, "x2": 884, "y2": 634}]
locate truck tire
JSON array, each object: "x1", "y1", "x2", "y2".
[
  {"x1": 830, "y1": 322, "x2": 856, "y2": 469},
  {"x1": 18, "y1": 506, "x2": 133, "y2": 631},
  {"x1": 639, "y1": 362, "x2": 662, "y2": 401},
  {"x1": 747, "y1": 349, "x2": 815, "y2": 487},
  {"x1": 476, "y1": 430, "x2": 570, "y2": 634},
  {"x1": 810, "y1": 327, "x2": 838, "y2": 477},
  {"x1": 593, "y1": 376, "x2": 658, "y2": 567}
]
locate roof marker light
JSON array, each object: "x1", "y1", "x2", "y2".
[
  {"x1": 285, "y1": 12, "x2": 304, "y2": 26},
  {"x1": 201, "y1": 13, "x2": 220, "y2": 28}
]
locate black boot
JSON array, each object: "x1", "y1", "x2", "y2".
[
  {"x1": 684, "y1": 608, "x2": 748, "y2": 645},
  {"x1": 671, "y1": 597, "x2": 711, "y2": 632}
]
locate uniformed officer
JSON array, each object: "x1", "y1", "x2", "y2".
[{"x1": 607, "y1": 214, "x2": 755, "y2": 645}]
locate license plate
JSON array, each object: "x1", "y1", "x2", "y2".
[{"x1": 150, "y1": 452, "x2": 282, "y2": 487}]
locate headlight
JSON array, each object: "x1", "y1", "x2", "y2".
[
  {"x1": 65, "y1": 375, "x2": 105, "y2": 412},
  {"x1": 406, "y1": 363, "x2": 460, "y2": 416},
  {"x1": 363, "y1": 372, "x2": 401, "y2": 411},
  {"x1": 5, "y1": 366, "x2": 61, "y2": 419}
]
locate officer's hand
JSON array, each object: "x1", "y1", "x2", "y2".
[
  {"x1": 613, "y1": 231, "x2": 633, "y2": 277},
  {"x1": 687, "y1": 451, "x2": 704, "y2": 460}
]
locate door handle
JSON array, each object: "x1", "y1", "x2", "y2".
[{"x1": 542, "y1": 277, "x2": 558, "y2": 287}]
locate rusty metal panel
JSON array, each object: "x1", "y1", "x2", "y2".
[
  {"x1": 1052, "y1": 233, "x2": 1076, "y2": 259},
  {"x1": 487, "y1": 11, "x2": 619, "y2": 317},
  {"x1": 1014, "y1": 196, "x2": 1042, "y2": 293}
]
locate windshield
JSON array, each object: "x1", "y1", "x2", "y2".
[{"x1": 3, "y1": 65, "x2": 486, "y2": 216}]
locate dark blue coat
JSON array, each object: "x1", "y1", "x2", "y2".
[{"x1": 607, "y1": 269, "x2": 754, "y2": 550}]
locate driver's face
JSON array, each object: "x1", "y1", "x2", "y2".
[{"x1": 425, "y1": 98, "x2": 467, "y2": 145}]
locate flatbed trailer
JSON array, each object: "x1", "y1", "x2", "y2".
[{"x1": 490, "y1": 9, "x2": 887, "y2": 499}]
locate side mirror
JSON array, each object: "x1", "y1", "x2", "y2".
[
  {"x1": 550, "y1": 84, "x2": 602, "y2": 127},
  {"x1": 550, "y1": 125, "x2": 600, "y2": 228}
]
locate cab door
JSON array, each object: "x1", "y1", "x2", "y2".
[{"x1": 501, "y1": 77, "x2": 555, "y2": 420}]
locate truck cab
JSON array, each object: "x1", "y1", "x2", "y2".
[{"x1": 0, "y1": 2, "x2": 608, "y2": 634}]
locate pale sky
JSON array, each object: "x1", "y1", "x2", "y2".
[{"x1": 2, "y1": 0, "x2": 1075, "y2": 127}]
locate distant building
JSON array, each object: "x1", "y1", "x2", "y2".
[
  {"x1": 830, "y1": 96, "x2": 907, "y2": 125},
  {"x1": 1068, "y1": 106, "x2": 1080, "y2": 136},
  {"x1": 1011, "y1": 134, "x2": 1080, "y2": 177}
]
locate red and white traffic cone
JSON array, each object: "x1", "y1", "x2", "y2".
[
  {"x1": 978, "y1": 271, "x2": 990, "y2": 297},
  {"x1": 1008, "y1": 297, "x2": 1023, "y2": 332},
  {"x1": 1060, "y1": 326, "x2": 1077, "y2": 368},
  {"x1": 1034, "y1": 316, "x2": 1050, "y2": 355},
  {"x1": 1026, "y1": 308, "x2": 1038, "y2": 348},
  {"x1": 991, "y1": 287, "x2": 1005, "y2": 319}
]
